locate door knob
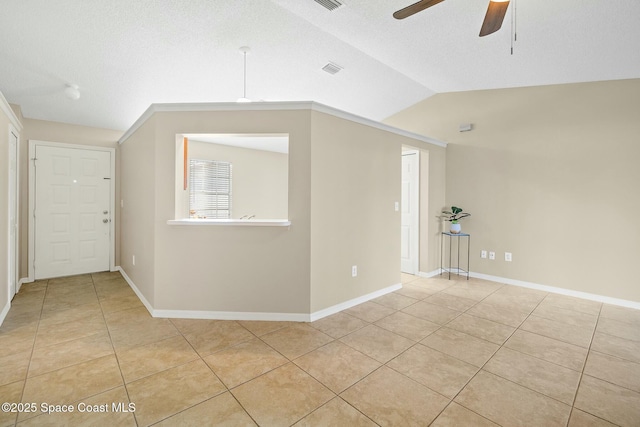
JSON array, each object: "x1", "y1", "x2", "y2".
[
  {"x1": 103, "y1": 210, "x2": 108, "y2": 214},
  {"x1": 103, "y1": 219, "x2": 109, "y2": 223}
]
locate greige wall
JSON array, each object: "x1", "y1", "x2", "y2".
[
  {"x1": 120, "y1": 106, "x2": 445, "y2": 315},
  {"x1": 309, "y1": 111, "x2": 405, "y2": 312},
  {"x1": 184, "y1": 140, "x2": 288, "y2": 219},
  {"x1": 19, "y1": 118, "x2": 123, "y2": 278},
  {"x1": 119, "y1": 115, "x2": 157, "y2": 305},
  {"x1": 120, "y1": 109, "x2": 313, "y2": 313},
  {"x1": 386, "y1": 79, "x2": 640, "y2": 303}
]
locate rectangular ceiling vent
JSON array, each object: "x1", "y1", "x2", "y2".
[
  {"x1": 322, "y1": 62, "x2": 343, "y2": 75},
  {"x1": 313, "y1": 0, "x2": 343, "y2": 11}
]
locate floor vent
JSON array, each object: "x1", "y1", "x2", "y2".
[
  {"x1": 313, "y1": 0, "x2": 343, "y2": 11},
  {"x1": 322, "y1": 62, "x2": 343, "y2": 75}
]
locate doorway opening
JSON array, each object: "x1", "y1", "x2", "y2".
[{"x1": 401, "y1": 149, "x2": 419, "y2": 275}]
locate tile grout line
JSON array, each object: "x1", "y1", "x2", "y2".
[
  {"x1": 168, "y1": 318, "x2": 302, "y2": 425},
  {"x1": 301, "y1": 319, "x2": 392, "y2": 426},
  {"x1": 446, "y1": 289, "x2": 624, "y2": 426},
  {"x1": 16, "y1": 276, "x2": 128, "y2": 425},
  {"x1": 299, "y1": 291, "x2": 427, "y2": 425},
  {"x1": 233, "y1": 323, "x2": 338, "y2": 425},
  {"x1": 565, "y1": 302, "x2": 604, "y2": 427},
  {"x1": 6, "y1": 273, "x2": 637, "y2": 426},
  {"x1": 424, "y1": 281, "x2": 549, "y2": 425},
  {"x1": 13, "y1": 279, "x2": 48, "y2": 427},
  {"x1": 428, "y1": 279, "x2": 528, "y2": 425},
  {"x1": 159, "y1": 318, "x2": 232, "y2": 424},
  {"x1": 373, "y1": 288, "x2": 488, "y2": 426},
  {"x1": 332, "y1": 278, "x2": 489, "y2": 426},
  {"x1": 93, "y1": 273, "x2": 140, "y2": 427}
]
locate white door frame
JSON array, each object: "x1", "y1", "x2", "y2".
[
  {"x1": 401, "y1": 149, "x2": 420, "y2": 274},
  {"x1": 7, "y1": 125, "x2": 20, "y2": 300},
  {"x1": 28, "y1": 140, "x2": 116, "y2": 281}
]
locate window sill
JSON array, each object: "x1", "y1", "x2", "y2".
[{"x1": 167, "y1": 219, "x2": 291, "y2": 227}]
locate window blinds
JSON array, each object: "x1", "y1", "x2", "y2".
[{"x1": 189, "y1": 159, "x2": 232, "y2": 219}]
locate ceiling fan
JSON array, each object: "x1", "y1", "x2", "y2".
[{"x1": 393, "y1": 0, "x2": 510, "y2": 37}]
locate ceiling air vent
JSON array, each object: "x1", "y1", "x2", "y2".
[
  {"x1": 322, "y1": 62, "x2": 343, "y2": 75},
  {"x1": 313, "y1": 0, "x2": 343, "y2": 11}
]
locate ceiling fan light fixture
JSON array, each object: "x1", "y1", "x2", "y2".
[{"x1": 64, "y1": 84, "x2": 80, "y2": 100}]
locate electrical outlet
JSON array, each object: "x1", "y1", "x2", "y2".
[
  {"x1": 489, "y1": 251, "x2": 496, "y2": 260},
  {"x1": 505, "y1": 252, "x2": 512, "y2": 262},
  {"x1": 481, "y1": 250, "x2": 487, "y2": 259},
  {"x1": 132, "y1": 255, "x2": 136, "y2": 266},
  {"x1": 352, "y1": 265, "x2": 358, "y2": 277},
  {"x1": 394, "y1": 202, "x2": 399, "y2": 211}
]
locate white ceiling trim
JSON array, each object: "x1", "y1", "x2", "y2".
[
  {"x1": 118, "y1": 101, "x2": 447, "y2": 148},
  {"x1": 0, "y1": 90, "x2": 23, "y2": 130}
]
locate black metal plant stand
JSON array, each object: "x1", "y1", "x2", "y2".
[{"x1": 440, "y1": 232, "x2": 470, "y2": 280}]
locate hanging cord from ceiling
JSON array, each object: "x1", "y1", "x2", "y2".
[
  {"x1": 237, "y1": 46, "x2": 251, "y2": 103},
  {"x1": 243, "y1": 49, "x2": 247, "y2": 98},
  {"x1": 511, "y1": 0, "x2": 517, "y2": 55}
]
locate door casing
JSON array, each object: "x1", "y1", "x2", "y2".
[
  {"x1": 7, "y1": 125, "x2": 19, "y2": 299},
  {"x1": 28, "y1": 140, "x2": 116, "y2": 281}
]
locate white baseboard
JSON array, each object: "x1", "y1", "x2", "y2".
[
  {"x1": 153, "y1": 309, "x2": 309, "y2": 322},
  {"x1": 116, "y1": 266, "x2": 309, "y2": 322},
  {"x1": 309, "y1": 283, "x2": 402, "y2": 322},
  {"x1": 115, "y1": 267, "x2": 155, "y2": 316},
  {"x1": 115, "y1": 266, "x2": 403, "y2": 322},
  {"x1": 0, "y1": 300, "x2": 10, "y2": 326},
  {"x1": 16, "y1": 277, "x2": 33, "y2": 293},
  {"x1": 418, "y1": 270, "x2": 441, "y2": 278},
  {"x1": 470, "y1": 272, "x2": 640, "y2": 310}
]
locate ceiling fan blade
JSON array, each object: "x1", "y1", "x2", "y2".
[
  {"x1": 479, "y1": 0, "x2": 510, "y2": 37},
  {"x1": 393, "y1": 0, "x2": 446, "y2": 20}
]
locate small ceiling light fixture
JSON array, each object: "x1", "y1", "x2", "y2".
[
  {"x1": 64, "y1": 84, "x2": 81, "y2": 100},
  {"x1": 237, "y1": 46, "x2": 251, "y2": 103}
]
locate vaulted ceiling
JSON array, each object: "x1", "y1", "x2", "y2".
[{"x1": 1, "y1": 0, "x2": 639, "y2": 131}]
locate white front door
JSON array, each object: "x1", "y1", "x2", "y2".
[
  {"x1": 34, "y1": 145, "x2": 112, "y2": 279},
  {"x1": 401, "y1": 150, "x2": 419, "y2": 274},
  {"x1": 8, "y1": 128, "x2": 19, "y2": 299}
]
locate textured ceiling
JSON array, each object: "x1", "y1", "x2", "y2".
[{"x1": 1, "y1": 0, "x2": 639, "y2": 131}]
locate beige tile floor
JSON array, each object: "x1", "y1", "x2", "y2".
[{"x1": 1, "y1": 271, "x2": 639, "y2": 426}]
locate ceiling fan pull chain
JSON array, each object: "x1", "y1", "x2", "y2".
[
  {"x1": 514, "y1": 0, "x2": 517, "y2": 42},
  {"x1": 510, "y1": 0, "x2": 517, "y2": 55}
]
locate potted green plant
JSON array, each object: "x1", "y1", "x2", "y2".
[{"x1": 442, "y1": 206, "x2": 470, "y2": 234}]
